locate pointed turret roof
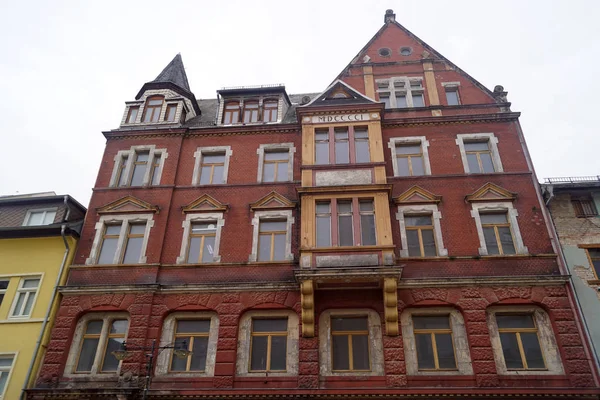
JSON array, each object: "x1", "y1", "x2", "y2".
[{"x1": 151, "y1": 53, "x2": 191, "y2": 92}]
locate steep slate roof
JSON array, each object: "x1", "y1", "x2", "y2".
[{"x1": 151, "y1": 53, "x2": 191, "y2": 92}]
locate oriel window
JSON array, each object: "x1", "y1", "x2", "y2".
[
  {"x1": 334, "y1": 128, "x2": 350, "y2": 164},
  {"x1": 354, "y1": 127, "x2": 370, "y2": 163},
  {"x1": 331, "y1": 317, "x2": 370, "y2": 371},
  {"x1": 170, "y1": 320, "x2": 210, "y2": 372},
  {"x1": 464, "y1": 141, "x2": 495, "y2": 173},
  {"x1": 315, "y1": 129, "x2": 330, "y2": 165},
  {"x1": 250, "y1": 318, "x2": 288, "y2": 371},
  {"x1": 142, "y1": 96, "x2": 164, "y2": 123},
  {"x1": 496, "y1": 314, "x2": 545, "y2": 370},
  {"x1": 186, "y1": 222, "x2": 217, "y2": 264},
  {"x1": 337, "y1": 200, "x2": 354, "y2": 246},
  {"x1": 199, "y1": 153, "x2": 225, "y2": 185},
  {"x1": 223, "y1": 101, "x2": 240, "y2": 124},
  {"x1": 413, "y1": 315, "x2": 457, "y2": 370},
  {"x1": 405, "y1": 215, "x2": 437, "y2": 257},
  {"x1": 480, "y1": 212, "x2": 515, "y2": 255},
  {"x1": 258, "y1": 220, "x2": 287, "y2": 261},
  {"x1": 243, "y1": 101, "x2": 260, "y2": 123},
  {"x1": 359, "y1": 200, "x2": 376, "y2": 246},
  {"x1": 316, "y1": 202, "x2": 332, "y2": 247}
]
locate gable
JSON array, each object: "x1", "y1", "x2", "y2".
[
  {"x1": 303, "y1": 80, "x2": 378, "y2": 108},
  {"x1": 394, "y1": 186, "x2": 441, "y2": 204},
  {"x1": 250, "y1": 192, "x2": 295, "y2": 211},
  {"x1": 182, "y1": 194, "x2": 228, "y2": 213},
  {"x1": 97, "y1": 196, "x2": 158, "y2": 214},
  {"x1": 466, "y1": 183, "x2": 517, "y2": 202}
]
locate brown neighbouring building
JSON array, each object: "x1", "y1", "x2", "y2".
[{"x1": 28, "y1": 10, "x2": 600, "y2": 400}]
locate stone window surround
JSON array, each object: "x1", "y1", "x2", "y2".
[
  {"x1": 442, "y1": 82, "x2": 461, "y2": 105},
  {"x1": 8, "y1": 275, "x2": 43, "y2": 320},
  {"x1": 396, "y1": 204, "x2": 448, "y2": 258},
  {"x1": 120, "y1": 89, "x2": 195, "y2": 126},
  {"x1": 64, "y1": 312, "x2": 130, "y2": 378},
  {"x1": 109, "y1": 145, "x2": 168, "y2": 187},
  {"x1": 217, "y1": 96, "x2": 282, "y2": 126},
  {"x1": 318, "y1": 309, "x2": 384, "y2": 377},
  {"x1": 236, "y1": 309, "x2": 299, "y2": 377},
  {"x1": 487, "y1": 305, "x2": 564, "y2": 375},
  {"x1": 192, "y1": 146, "x2": 233, "y2": 185},
  {"x1": 0, "y1": 351, "x2": 17, "y2": 399},
  {"x1": 22, "y1": 207, "x2": 58, "y2": 226},
  {"x1": 388, "y1": 136, "x2": 431, "y2": 177},
  {"x1": 176, "y1": 212, "x2": 225, "y2": 264},
  {"x1": 470, "y1": 202, "x2": 528, "y2": 256},
  {"x1": 401, "y1": 307, "x2": 474, "y2": 376},
  {"x1": 376, "y1": 76, "x2": 425, "y2": 108},
  {"x1": 155, "y1": 312, "x2": 220, "y2": 377},
  {"x1": 455, "y1": 133, "x2": 503, "y2": 174},
  {"x1": 248, "y1": 210, "x2": 295, "y2": 262},
  {"x1": 256, "y1": 143, "x2": 296, "y2": 183},
  {"x1": 86, "y1": 214, "x2": 155, "y2": 265}
]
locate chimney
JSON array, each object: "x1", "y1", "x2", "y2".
[{"x1": 384, "y1": 9, "x2": 396, "y2": 23}]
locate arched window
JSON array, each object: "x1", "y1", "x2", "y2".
[
  {"x1": 223, "y1": 101, "x2": 240, "y2": 124},
  {"x1": 263, "y1": 100, "x2": 278, "y2": 122},
  {"x1": 142, "y1": 96, "x2": 164, "y2": 123},
  {"x1": 243, "y1": 101, "x2": 259, "y2": 123}
]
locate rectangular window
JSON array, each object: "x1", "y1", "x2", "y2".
[
  {"x1": 223, "y1": 102, "x2": 240, "y2": 124},
  {"x1": 359, "y1": 200, "x2": 376, "y2": 246},
  {"x1": 315, "y1": 127, "x2": 371, "y2": 165},
  {"x1": 354, "y1": 127, "x2": 370, "y2": 163},
  {"x1": 170, "y1": 320, "x2": 210, "y2": 372},
  {"x1": 380, "y1": 93, "x2": 391, "y2": 109},
  {"x1": 405, "y1": 215, "x2": 437, "y2": 257},
  {"x1": 412, "y1": 93, "x2": 425, "y2": 107},
  {"x1": 337, "y1": 200, "x2": 354, "y2": 246},
  {"x1": 376, "y1": 77, "x2": 425, "y2": 108},
  {"x1": 316, "y1": 198, "x2": 376, "y2": 248},
  {"x1": 446, "y1": 89, "x2": 460, "y2": 105},
  {"x1": 480, "y1": 213, "x2": 515, "y2": 255},
  {"x1": 187, "y1": 222, "x2": 217, "y2": 264},
  {"x1": 98, "y1": 224, "x2": 121, "y2": 264},
  {"x1": 586, "y1": 248, "x2": 600, "y2": 279},
  {"x1": 263, "y1": 100, "x2": 278, "y2": 122},
  {"x1": 10, "y1": 277, "x2": 40, "y2": 318},
  {"x1": 0, "y1": 355, "x2": 14, "y2": 398},
  {"x1": 130, "y1": 151, "x2": 150, "y2": 186},
  {"x1": 572, "y1": 196, "x2": 598, "y2": 217},
  {"x1": 334, "y1": 128, "x2": 350, "y2": 164},
  {"x1": 199, "y1": 153, "x2": 225, "y2": 185},
  {"x1": 0, "y1": 280, "x2": 8, "y2": 306},
  {"x1": 150, "y1": 154, "x2": 162, "y2": 186},
  {"x1": 117, "y1": 155, "x2": 129, "y2": 186},
  {"x1": 263, "y1": 150, "x2": 289, "y2": 182},
  {"x1": 243, "y1": 101, "x2": 260, "y2": 123},
  {"x1": 250, "y1": 318, "x2": 288, "y2": 371},
  {"x1": 126, "y1": 106, "x2": 139, "y2": 124},
  {"x1": 122, "y1": 224, "x2": 146, "y2": 264},
  {"x1": 143, "y1": 97, "x2": 163, "y2": 123},
  {"x1": 395, "y1": 144, "x2": 425, "y2": 176},
  {"x1": 315, "y1": 129, "x2": 330, "y2": 165},
  {"x1": 165, "y1": 104, "x2": 177, "y2": 122},
  {"x1": 76, "y1": 319, "x2": 129, "y2": 373},
  {"x1": 24, "y1": 209, "x2": 56, "y2": 226},
  {"x1": 331, "y1": 317, "x2": 370, "y2": 371},
  {"x1": 395, "y1": 94, "x2": 407, "y2": 108},
  {"x1": 413, "y1": 315, "x2": 457, "y2": 370},
  {"x1": 258, "y1": 221, "x2": 286, "y2": 262},
  {"x1": 464, "y1": 141, "x2": 495, "y2": 173},
  {"x1": 316, "y1": 202, "x2": 332, "y2": 247},
  {"x1": 496, "y1": 314, "x2": 545, "y2": 370}
]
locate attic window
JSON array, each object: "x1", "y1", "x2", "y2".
[
  {"x1": 331, "y1": 91, "x2": 349, "y2": 99},
  {"x1": 400, "y1": 47, "x2": 412, "y2": 56},
  {"x1": 378, "y1": 48, "x2": 391, "y2": 57}
]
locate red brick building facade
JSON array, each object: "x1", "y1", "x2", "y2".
[{"x1": 28, "y1": 10, "x2": 600, "y2": 399}]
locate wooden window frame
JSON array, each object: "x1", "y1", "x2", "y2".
[
  {"x1": 330, "y1": 316, "x2": 371, "y2": 372},
  {"x1": 496, "y1": 314, "x2": 547, "y2": 371},
  {"x1": 149, "y1": 154, "x2": 162, "y2": 186},
  {"x1": 445, "y1": 88, "x2": 460, "y2": 106},
  {"x1": 315, "y1": 198, "x2": 376, "y2": 247},
  {"x1": 583, "y1": 246, "x2": 600, "y2": 280},
  {"x1": 412, "y1": 315, "x2": 457, "y2": 371},
  {"x1": 186, "y1": 222, "x2": 217, "y2": 264},
  {"x1": 262, "y1": 150, "x2": 290, "y2": 182},
  {"x1": 142, "y1": 96, "x2": 164, "y2": 123},
  {"x1": 165, "y1": 104, "x2": 178, "y2": 122},
  {"x1": 249, "y1": 318, "x2": 288, "y2": 372},
  {"x1": 223, "y1": 101, "x2": 240, "y2": 124},
  {"x1": 199, "y1": 153, "x2": 226, "y2": 185},
  {"x1": 98, "y1": 223, "x2": 122, "y2": 265},
  {"x1": 375, "y1": 77, "x2": 425, "y2": 108},
  {"x1": 480, "y1": 212, "x2": 516, "y2": 255},
  {"x1": 405, "y1": 214, "x2": 438, "y2": 257},
  {"x1": 126, "y1": 106, "x2": 139, "y2": 124},
  {"x1": 169, "y1": 319, "x2": 211, "y2": 373},
  {"x1": 116, "y1": 155, "x2": 129, "y2": 186},
  {"x1": 262, "y1": 100, "x2": 278, "y2": 122},
  {"x1": 122, "y1": 223, "x2": 146, "y2": 263},
  {"x1": 258, "y1": 220, "x2": 287, "y2": 262},
  {"x1": 129, "y1": 151, "x2": 151, "y2": 186},
  {"x1": 314, "y1": 126, "x2": 370, "y2": 165},
  {"x1": 395, "y1": 143, "x2": 425, "y2": 176},
  {"x1": 243, "y1": 100, "x2": 260, "y2": 124},
  {"x1": 464, "y1": 140, "x2": 495, "y2": 173}
]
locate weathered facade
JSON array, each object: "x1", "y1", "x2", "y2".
[{"x1": 28, "y1": 10, "x2": 600, "y2": 400}]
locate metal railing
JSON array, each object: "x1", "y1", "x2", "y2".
[
  {"x1": 219, "y1": 83, "x2": 284, "y2": 91},
  {"x1": 544, "y1": 176, "x2": 600, "y2": 184}
]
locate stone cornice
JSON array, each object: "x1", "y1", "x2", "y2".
[{"x1": 382, "y1": 112, "x2": 521, "y2": 127}]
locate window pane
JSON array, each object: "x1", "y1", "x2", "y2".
[
  {"x1": 406, "y1": 230, "x2": 421, "y2": 257},
  {"x1": 466, "y1": 153, "x2": 481, "y2": 173},
  {"x1": 253, "y1": 318, "x2": 287, "y2": 332},
  {"x1": 250, "y1": 336, "x2": 268, "y2": 370},
  {"x1": 381, "y1": 95, "x2": 391, "y2": 108},
  {"x1": 421, "y1": 229, "x2": 437, "y2": 256},
  {"x1": 396, "y1": 95, "x2": 407, "y2": 108},
  {"x1": 338, "y1": 215, "x2": 353, "y2": 246},
  {"x1": 337, "y1": 201, "x2": 352, "y2": 213},
  {"x1": 465, "y1": 142, "x2": 489, "y2": 151},
  {"x1": 187, "y1": 236, "x2": 201, "y2": 263},
  {"x1": 122, "y1": 237, "x2": 143, "y2": 264},
  {"x1": 177, "y1": 320, "x2": 210, "y2": 333},
  {"x1": 199, "y1": 166, "x2": 212, "y2": 184},
  {"x1": 130, "y1": 164, "x2": 146, "y2": 186},
  {"x1": 436, "y1": 333, "x2": 457, "y2": 369},
  {"x1": 190, "y1": 337, "x2": 209, "y2": 371},
  {"x1": 499, "y1": 332, "x2": 524, "y2": 369},
  {"x1": 405, "y1": 216, "x2": 432, "y2": 226},
  {"x1": 272, "y1": 233, "x2": 286, "y2": 261},
  {"x1": 203, "y1": 154, "x2": 225, "y2": 164},
  {"x1": 411, "y1": 156, "x2": 425, "y2": 176},
  {"x1": 352, "y1": 335, "x2": 370, "y2": 370},
  {"x1": 23, "y1": 293, "x2": 36, "y2": 315},
  {"x1": 413, "y1": 316, "x2": 450, "y2": 330},
  {"x1": 258, "y1": 234, "x2": 272, "y2": 261},
  {"x1": 396, "y1": 145, "x2": 421, "y2": 155},
  {"x1": 446, "y1": 90, "x2": 459, "y2": 105},
  {"x1": 22, "y1": 278, "x2": 40, "y2": 289},
  {"x1": 270, "y1": 335, "x2": 287, "y2": 371},
  {"x1": 12, "y1": 293, "x2": 25, "y2": 316},
  {"x1": 498, "y1": 227, "x2": 515, "y2": 254},
  {"x1": 0, "y1": 373, "x2": 7, "y2": 396},
  {"x1": 412, "y1": 94, "x2": 424, "y2": 107},
  {"x1": 316, "y1": 216, "x2": 331, "y2": 247},
  {"x1": 212, "y1": 166, "x2": 224, "y2": 184},
  {"x1": 170, "y1": 337, "x2": 189, "y2": 371},
  {"x1": 359, "y1": 201, "x2": 373, "y2": 212},
  {"x1": 148, "y1": 99, "x2": 162, "y2": 106},
  {"x1": 27, "y1": 212, "x2": 44, "y2": 226},
  {"x1": 360, "y1": 214, "x2": 376, "y2": 245},
  {"x1": 415, "y1": 334, "x2": 435, "y2": 369},
  {"x1": 129, "y1": 224, "x2": 146, "y2": 235},
  {"x1": 263, "y1": 162, "x2": 275, "y2": 182},
  {"x1": 332, "y1": 335, "x2": 350, "y2": 370},
  {"x1": 315, "y1": 143, "x2": 329, "y2": 165},
  {"x1": 396, "y1": 157, "x2": 410, "y2": 176},
  {"x1": 86, "y1": 320, "x2": 103, "y2": 334},
  {"x1": 480, "y1": 213, "x2": 508, "y2": 224},
  {"x1": 480, "y1": 153, "x2": 495, "y2": 173},
  {"x1": 355, "y1": 141, "x2": 370, "y2": 163},
  {"x1": 483, "y1": 227, "x2": 500, "y2": 255},
  {"x1": 105, "y1": 225, "x2": 121, "y2": 235},
  {"x1": 202, "y1": 235, "x2": 216, "y2": 263},
  {"x1": 260, "y1": 221, "x2": 286, "y2": 232},
  {"x1": 76, "y1": 338, "x2": 100, "y2": 372},
  {"x1": 521, "y1": 332, "x2": 545, "y2": 369},
  {"x1": 335, "y1": 141, "x2": 349, "y2": 164},
  {"x1": 277, "y1": 162, "x2": 288, "y2": 182},
  {"x1": 331, "y1": 317, "x2": 368, "y2": 331},
  {"x1": 166, "y1": 105, "x2": 177, "y2": 121},
  {"x1": 265, "y1": 151, "x2": 288, "y2": 161},
  {"x1": 110, "y1": 319, "x2": 128, "y2": 334},
  {"x1": 0, "y1": 294, "x2": 4, "y2": 306},
  {"x1": 0, "y1": 357, "x2": 13, "y2": 368},
  {"x1": 98, "y1": 237, "x2": 118, "y2": 264},
  {"x1": 496, "y1": 315, "x2": 536, "y2": 329},
  {"x1": 102, "y1": 337, "x2": 124, "y2": 372},
  {"x1": 43, "y1": 211, "x2": 57, "y2": 224}
]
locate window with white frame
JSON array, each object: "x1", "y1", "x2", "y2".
[
  {"x1": 249, "y1": 210, "x2": 294, "y2": 262},
  {"x1": 442, "y1": 82, "x2": 461, "y2": 106},
  {"x1": 155, "y1": 312, "x2": 220, "y2": 377},
  {"x1": 0, "y1": 280, "x2": 8, "y2": 307},
  {"x1": 109, "y1": 145, "x2": 168, "y2": 187},
  {"x1": 396, "y1": 204, "x2": 447, "y2": 258},
  {"x1": 388, "y1": 137, "x2": 431, "y2": 177},
  {"x1": 23, "y1": 209, "x2": 57, "y2": 226},
  {"x1": 176, "y1": 213, "x2": 225, "y2": 264},
  {"x1": 401, "y1": 308, "x2": 473, "y2": 376},
  {"x1": 376, "y1": 77, "x2": 425, "y2": 109},
  {"x1": 64, "y1": 313, "x2": 129, "y2": 376},
  {"x1": 456, "y1": 133, "x2": 503, "y2": 174},
  {"x1": 10, "y1": 277, "x2": 41, "y2": 318},
  {"x1": 192, "y1": 146, "x2": 232, "y2": 185},
  {"x1": 0, "y1": 354, "x2": 15, "y2": 399},
  {"x1": 256, "y1": 143, "x2": 295, "y2": 183},
  {"x1": 86, "y1": 214, "x2": 154, "y2": 265},
  {"x1": 470, "y1": 202, "x2": 527, "y2": 256},
  {"x1": 487, "y1": 306, "x2": 564, "y2": 375},
  {"x1": 236, "y1": 310, "x2": 299, "y2": 377},
  {"x1": 319, "y1": 309, "x2": 384, "y2": 376}
]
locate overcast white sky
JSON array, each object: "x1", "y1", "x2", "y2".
[{"x1": 0, "y1": 0, "x2": 598, "y2": 206}]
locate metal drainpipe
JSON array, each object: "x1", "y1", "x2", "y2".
[{"x1": 20, "y1": 197, "x2": 72, "y2": 400}]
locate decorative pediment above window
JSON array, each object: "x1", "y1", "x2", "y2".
[
  {"x1": 466, "y1": 183, "x2": 517, "y2": 202},
  {"x1": 97, "y1": 196, "x2": 159, "y2": 215},
  {"x1": 303, "y1": 80, "x2": 378, "y2": 107},
  {"x1": 249, "y1": 191, "x2": 295, "y2": 211},
  {"x1": 182, "y1": 194, "x2": 228, "y2": 213},
  {"x1": 394, "y1": 186, "x2": 441, "y2": 204}
]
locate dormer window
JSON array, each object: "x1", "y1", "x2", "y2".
[
  {"x1": 142, "y1": 96, "x2": 164, "y2": 123},
  {"x1": 243, "y1": 101, "x2": 259, "y2": 123},
  {"x1": 223, "y1": 102, "x2": 240, "y2": 124},
  {"x1": 126, "y1": 106, "x2": 139, "y2": 124},
  {"x1": 165, "y1": 104, "x2": 177, "y2": 122},
  {"x1": 263, "y1": 100, "x2": 278, "y2": 122}
]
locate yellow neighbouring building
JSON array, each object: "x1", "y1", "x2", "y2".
[{"x1": 0, "y1": 192, "x2": 86, "y2": 400}]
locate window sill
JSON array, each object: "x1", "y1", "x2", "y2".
[
  {"x1": 71, "y1": 263, "x2": 160, "y2": 269},
  {"x1": 304, "y1": 245, "x2": 395, "y2": 253},
  {"x1": 0, "y1": 318, "x2": 43, "y2": 324},
  {"x1": 301, "y1": 162, "x2": 386, "y2": 170},
  {"x1": 587, "y1": 280, "x2": 600, "y2": 285}
]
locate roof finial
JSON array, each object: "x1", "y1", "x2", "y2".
[{"x1": 384, "y1": 9, "x2": 396, "y2": 23}]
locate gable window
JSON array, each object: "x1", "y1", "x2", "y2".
[
  {"x1": 256, "y1": 143, "x2": 295, "y2": 183},
  {"x1": 442, "y1": 82, "x2": 461, "y2": 106},
  {"x1": 126, "y1": 106, "x2": 139, "y2": 124},
  {"x1": 0, "y1": 355, "x2": 15, "y2": 399},
  {"x1": 192, "y1": 146, "x2": 232, "y2": 186},
  {"x1": 314, "y1": 126, "x2": 371, "y2": 165},
  {"x1": 0, "y1": 280, "x2": 8, "y2": 306},
  {"x1": 10, "y1": 277, "x2": 40, "y2": 318},
  {"x1": 223, "y1": 101, "x2": 240, "y2": 124},
  {"x1": 250, "y1": 318, "x2": 288, "y2": 371},
  {"x1": 142, "y1": 96, "x2": 164, "y2": 123},
  {"x1": 110, "y1": 145, "x2": 168, "y2": 187},
  {"x1": 456, "y1": 133, "x2": 503, "y2": 174},
  {"x1": 165, "y1": 104, "x2": 178, "y2": 122},
  {"x1": 396, "y1": 203, "x2": 447, "y2": 258},
  {"x1": 263, "y1": 100, "x2": 278, "y2": 122},
  {"x1": 65, "y1": 313, "x2": 129, "y2": 376},
  {"x1": 388, "y1": 137, "x2": 431, "y2": 177},
  {"x1": 316, "y1": 199, "x2": 376, "y2": 247},
  {"x1": 376, "y1": 77, "x2": 425, "y2": 108},
  {"x1": 249, "y1": 210, "x2": 294, "y2": 263},
  {"x1": 23, "y1": 209, "x2": 57, "y2": 226},
  {"x1": 572, "y1": 195, "x2": 598, "y2": 217},
  {"x1": 413, "y1": 315, "x2": 456, "y2": 370},
  {"x1": 171, "y1": 320, "x2": 210, "y2": 372},
  {"x1": 480, "y1": 212, "x2": 515, "y2": 255},
  {"x1": 243, "y1": 101, "x2": 260, "y2": 123}
]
